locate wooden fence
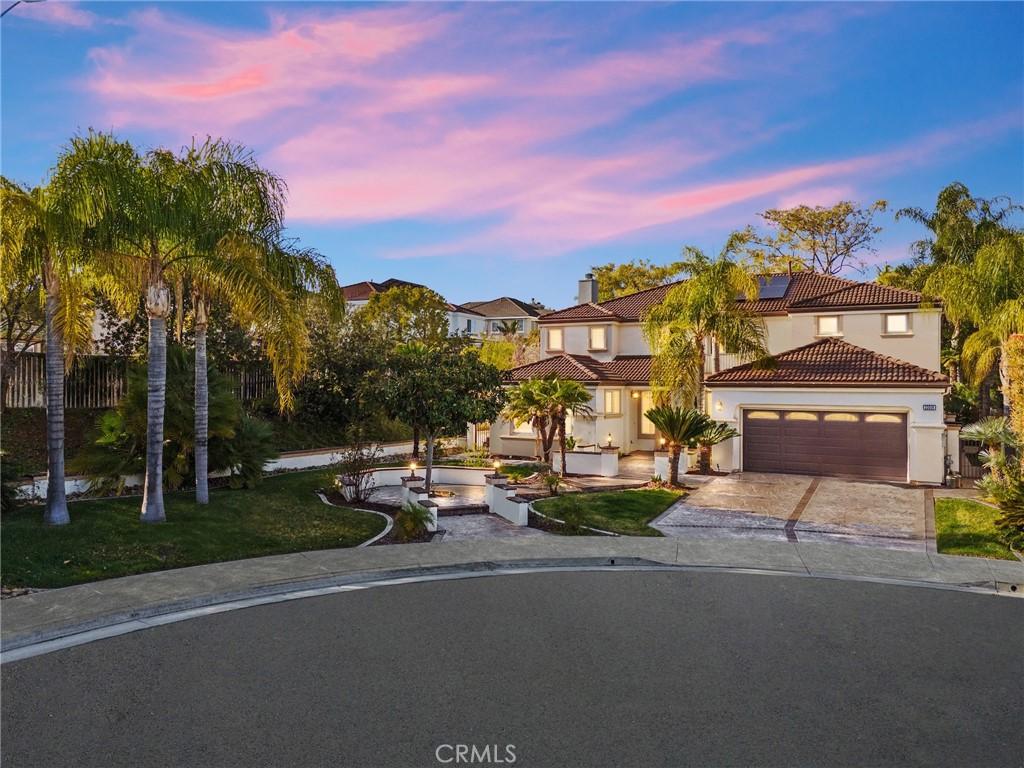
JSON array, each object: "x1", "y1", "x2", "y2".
[{"x1": 2, "y1": 351, "x2": 273, "y2": 409}]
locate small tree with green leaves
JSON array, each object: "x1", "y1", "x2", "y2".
[
  {"x1": 644, "y1": 406, "x2": 711, "y2": 485},
  {"x1": 378, "y1": 343, "x2": 505, "y2": 493}
]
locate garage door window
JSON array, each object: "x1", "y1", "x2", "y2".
[
  {"x1": 784, "y1": 411, "x2": 817, "y2": 420},
  {"x1": 865, "y1": 413, "x2": 902, "y2": 423},
  {"x1": 747, "y1": 411, "x2": 779, "y2": 420},
  {"x1": 824, "y1": 413, "x2": 859, "y2": 422}
]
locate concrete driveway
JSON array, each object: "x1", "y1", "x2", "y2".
[{"x1": 652, "y1": 472, "x2": 929, "y2": 550}]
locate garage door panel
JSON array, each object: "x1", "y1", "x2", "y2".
[{"x1": 743, "y1": 410, "x2": 906, "y2": 481}]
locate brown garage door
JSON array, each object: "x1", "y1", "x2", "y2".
[{"x1": 742, "y1": 410, "x2": 907, "y2": 482}]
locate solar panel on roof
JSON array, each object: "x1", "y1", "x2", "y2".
[{"x1": 755, "y1": 274, "x2": 791, "y2": 300}]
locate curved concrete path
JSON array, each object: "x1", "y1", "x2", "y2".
[{"x1": 3, "y1": 538, "x2": 1022, "y2": 656}]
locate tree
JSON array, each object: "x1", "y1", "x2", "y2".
[
  {"x1": 644, "y1": 406, "x2": 710, "y2": 485},
  {"x1": 643, "y1": 248, "x2": 772, "y2": 407},
  {"x1": 355, "y1": 285, "x2": 451, "y2": 347},
  {"x1": 503, "y1": 379, "x2": 557, "y2": 461},
  {"x1": 1, "y1": 176, "x2": 96, "y2": 526},
  {"x1": 547, "y1": 379, "x2": 593, "y2": 477},
  {"x1": 696, "y1": 421, "x2": 739, "y2": 474},
  {"x1": 591, "y1": 259, "x2": 686, "y2": 301},
  {"x1": 492, "y1": 319, "x2": 522, "y2": 337},
  {"x1": 727, "y1": 200, "x2": 887, "y2": 275},
  {"x1": 378, "y1": 343, "x2": 505, "y2": 492},
  {"x1": 925, "y1": 233, "x2": 1024, "y2": 416},
  {"x1": 478, "y1": 329, "x2": 540, "y2": 371},
  {"x1": 0, "y1": 271, "x2": 44, "y2": 409}
]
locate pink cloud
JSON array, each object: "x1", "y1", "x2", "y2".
[{"x1": 19, "y1": 1, "x2": 96, "y2": 28}]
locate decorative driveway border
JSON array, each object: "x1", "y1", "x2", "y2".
[{"x1": 2, "y1": 538, "x2": 1021, "y2": 660}]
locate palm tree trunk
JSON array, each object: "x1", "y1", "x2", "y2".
[
  {"x1": 558, "y1": 418, "x2": 567, "y2": 477},
  {"x1": 698, "y1": 444, "x2": 712, "y2": 474},
  {"x1": 998, "y1": 342, "x2": 1011, "y2": 418},
  {"x1": 424, "y1": 432, "x2": 434, "y2": 493},
  {"x1": 42, "y1": 281, "x2": 69, "y2": 526},
  {"x1": 194, "y1": 298, "x2": 209, "y2": 504},
  {"x1": 668, "y1": 446, "x2": 680, "y2": 486},
  {"x1": 141, "y1": 282, "x2": 170, "y2": 523}
]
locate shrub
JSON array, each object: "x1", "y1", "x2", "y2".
[
  {"x1": 394, "y1": 502, "x2": 432, "y2": 542},
  {"x1": 542, "y1": 472, "x2": 561, "y2": 496},
  {"x1": 70, "y1": 346, "x2": 278, "y2": 493},
  {"x1": 334, "y1": 437, "x2": 383, "y2": 502}
]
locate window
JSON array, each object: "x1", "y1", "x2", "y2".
[
  {"x1": 746, "y1": 411, "x2": 780, "y2": 420},
  {"x1": 884, "y1": 313, "x2": 910, "y2": 334},
  {"x1": 824, "y1": 412, "x2": 859, "y2": 422},
  {"x1": 865, "y1": 413, "x2": 902, "y2": 423},
  {"x1": 589, "y1": 326, "x2": 607, "y2": 350},
  {"x1": 464, "y1": 318, "x2": 473, "y2": 332},
  {"x1": 785, "y1": 412, "x2": 818, "y2": 421},
  {"x1": 816, "y1": 316, "x2": 841, "y2": 336},
  {"x1": 639, "y1": 391, "x2": 655, "y2": 435},
  {"x1": 547, "y1": 328, "x2": 563, "y2": 351},
  {"x1": 604, "y1": 389, "x2": 621, "y2": 415}
]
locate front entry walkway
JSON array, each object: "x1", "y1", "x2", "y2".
[{"x1": 652, "y1": 472, "x2": 929, "y2": 551}]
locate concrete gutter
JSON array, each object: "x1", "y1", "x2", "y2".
[{"x1": 2, "y1": 539, "x2": 1022, "y2": 658}]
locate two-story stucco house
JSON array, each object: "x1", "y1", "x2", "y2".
[{"x1": 491, "y1": 272, "x2": 951, "y2": 485}]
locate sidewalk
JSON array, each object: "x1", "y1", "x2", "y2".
[{"x1": 3, "y1": 538, "x2": 1021, "y2": 652}]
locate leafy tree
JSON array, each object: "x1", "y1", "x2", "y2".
[
  {"x1": 377, "y1": 343, "x2": 505, "y2": 492},
  {"x1": 643, "y1": 405, "x2": 710, "y2": 485},
  {"x1": 925, "y1": 233, "x2": 1024, "y2": 416},
  {"x1": 354, "y1": 285, "x2": 451, "y2": 347},
  {"x1": 478, "y1": 329, "x2": 540, "y2": 371},
  {"x1": 1, "y1": 175, "x2": 98, "y2": 526},
  {"x1": 643, "y1": 248, "x2": 772, "y2": 407},
  {"x1": 591, "y1": 258, "x2": 686, "y2": 301},
  {"x1": 0, "y1": 271, "x2": 44, "y2": 409},
  {"x1": 727, "y1": 200, "x2": 887, "y2": 275},
  {"x1": 70, "y1": 346, "x2": 277, "y2": 493}
]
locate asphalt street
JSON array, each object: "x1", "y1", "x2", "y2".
[{"x1": 3, "y1": 570, "x2": 1022, "y2": 768}]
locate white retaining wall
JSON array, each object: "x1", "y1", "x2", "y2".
[{"x1": 549, "y1": 448, "x2": 619, "y2": 478}]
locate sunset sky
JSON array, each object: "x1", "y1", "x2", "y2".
[{"x1": 2, "y1": 2, "x2": 1021, "y2": 307}]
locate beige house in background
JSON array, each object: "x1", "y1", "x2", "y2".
[{"x1": 491, "y1": 272, "x2": 952, "y2": 485}]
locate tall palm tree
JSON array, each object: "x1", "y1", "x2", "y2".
[
  {"x1": 926, "y1": 234, "x2": 1024, "y2": 417},
  {"x1": 643, "y1": 247, "x2": 771, "y2": 408},
  {"x1": 545, "y1": 378, "x2": 593, "y2": 477},
  {"x1": 644, "y1": 405, "x2": 710, "y2": 485},
  {"x1": 56, "y1": 132, "x2": 288, "y2": 522},
  {"x1": 1, "y1": 177, "x2": 96, "y2": 525}
]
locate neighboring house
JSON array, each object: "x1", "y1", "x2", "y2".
[
  {"x1": 340, "y1": 278, "x2": 485, "y2": 336},
  {"x1": 492, "y1": 272, "x2": 952, "y2": 485},
  {"x1": 455, "y1": 297, "x2": 550, "y2": 336}
]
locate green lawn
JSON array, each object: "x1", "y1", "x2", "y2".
[
  {"x1": 533, "y1": 488, "x2": 683, "y2": 537},
  {"x1": 934, "y1": 497, "x2": 1017, "y2": 561},
  {"x1": 1, "y1": 469, "x2": 386, "y2": 588}
]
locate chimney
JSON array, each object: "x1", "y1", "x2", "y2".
[{"x1": 577, "y1": 273, "x2": 598, "y2": 305}]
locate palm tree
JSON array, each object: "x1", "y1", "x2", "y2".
[
  {"x1": 494, "y1": 319, "x2": 521, "y2": 338},
  {"x1": 1, "y1": 177, "x2": 95, "y2": 526},
  {"x1": 546, "y1": 378, "x2": 593, "y2": 477},
  {"x1": 643, "y1": 247, "x2": 771, "y2": 409},
  {"x1": 926, "y1": 234, "x2": 1024, "y2": 417},
  {"x1": 503, "y1": 379, "x2": 555, "y2": 461},
  {"x1": 644, "y1": 405, "x2": 710, "y2": 485},
  {"x1": 961, "y1": 417, "x2": 1019, "y2": 480},
  {"x1": 56, "y1": 133, "x2": 288, "y2": 522},
  {"x1": 696, "y1": 421, "x2": 739, "y2": 474}
]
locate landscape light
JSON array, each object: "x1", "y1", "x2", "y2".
[
  {"x1": 606, "y1": 433, "x2": 613, "y2": 447},
  {"x1": 493, "y1": 459, "x2": 502, "y2": 471},
  {"x1": 409, "y1": 461, "x2": 417, "y2": 475}
]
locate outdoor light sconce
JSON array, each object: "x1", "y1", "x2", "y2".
[
  {"x1": 631, "y1": 391, "x2": 640, "y2": 399},
  {"x1": 715, "y1": 400, "x2": 724, "y2": 413},
  {"x1": 659, "y1": 437, "x2": 667, "y2": 448}
]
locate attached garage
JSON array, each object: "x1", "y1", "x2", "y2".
[
  {"x1": 742, "y1": 409, "x2": 907, "y2": 481},
  {"x1": 703, "y1": 338, "x2": 950, "y2": 485}
]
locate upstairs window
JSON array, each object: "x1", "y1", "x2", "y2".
[
  {"x1": 816, "y1": 315, "x2": 841, "y2": 336},
  {"x1": 547, "y1": 328, "x2": 563, "y2": 351},
  {"x1": 884, "y1": 313, "x2": 910, "y2": 334},
  {"x1": 464, "y1": 318, "x2": 473, "y2": 332},
  {"x1": 589, "y1": 326, "x2": 608, "y2": 351}
]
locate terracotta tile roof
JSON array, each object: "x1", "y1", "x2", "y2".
[
  {"x1": 704, "y1": 338, "x2": 948, "y2": 388},
  {"x1": 504, "y1": 354, "x2": 652, "y2": 384},
  {"x1": 458, "y1": 297, "x2": 549, "y2": 318},
  {"x1": 539, "y1": 272, "x2": 925, "y2": 323},
  {"x1": 341, "y1": 278, "x2": 425, "y2": 302}
]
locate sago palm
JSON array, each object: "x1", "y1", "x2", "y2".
[
  {"x1": 644, "y1": 405, "x2": 710, "y2": 485},
  {"x1": 696, "y1": 421, "x2": 739, "y2": 474},
  {"x1": 925, "y1": 233, "x2": 1024, "y2": 416},
  {"x1": 1, "y1": 177, "x2": 96, "y2": 525},
  {"x1": 643, "y1": 247, "x2": 771, "y2": 408}
]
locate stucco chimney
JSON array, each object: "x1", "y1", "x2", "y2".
[{"x1": 577, "y1": 273, "x2": 598, "y2": 305}]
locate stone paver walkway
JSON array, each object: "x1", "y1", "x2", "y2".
[{"x1": 436, "y1": 514, "x2": 548, "y2": 542}]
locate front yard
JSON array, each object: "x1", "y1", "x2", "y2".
[
  {"x1": 934, "y1": 497, "x2": 1017, "y2": 561},
  {"x1": 532, "y1": 488, "x2": 683, "y2": 537},
  {"x1": 1, "y1": 469, "x2": 385, "y2": 589}
]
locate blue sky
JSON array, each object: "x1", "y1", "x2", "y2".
[{"x1": 2, "y1": 1, "x2": 1021, "y2": 308}]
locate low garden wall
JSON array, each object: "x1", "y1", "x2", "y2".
[{"x1": 549, "y1": 447, "x2": 619, "y2": 478}]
